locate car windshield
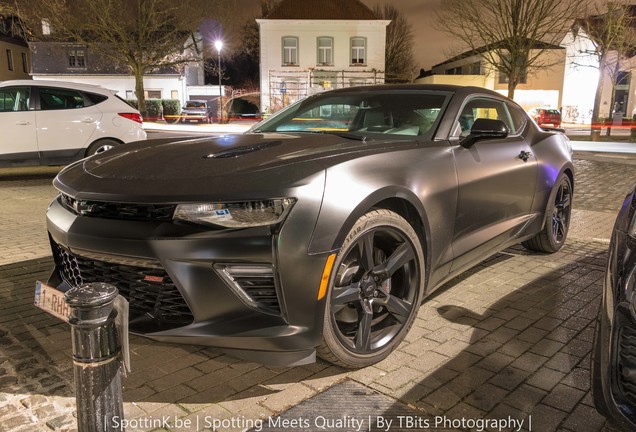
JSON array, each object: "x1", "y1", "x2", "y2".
[
  {"x1": 186, "y1": 101, "x2": 206, "y2": 108},
  {"x1": 251, "y1": 90, "x2": 450, "y2": 139}
]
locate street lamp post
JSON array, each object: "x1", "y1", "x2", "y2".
[{"x1": 215, "y1": 40, "x2": 223, "y2": 123}]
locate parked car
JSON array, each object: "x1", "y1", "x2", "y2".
[
  {"x1": 592, "y1": 184, "x2": 636, "y2": 431},
  {"x1": 528, "y1": 107, "x2": 562, "y2": 128},
  {"x1": 0, "y1": 80, "x2": 146, "y2": 167},
  {"x1": 180, "y1": 100, "x2": 212, "y2": 123},
  {"x1": 44, "y1": 85, "x2": 574, "y2": 368}
]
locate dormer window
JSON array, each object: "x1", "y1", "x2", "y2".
[
  {"x1": 68, "y1": 48, "x2": 86, "y2": 68},
  {"x1": 317, "y1": 37, "x2": 333, "y2": 66},
  {"x1": 350, "y1": 37, "x2": 366, "y2": 65},
  {"x1": 282, "y1": 36, "x2": 298, "y2": 66}
]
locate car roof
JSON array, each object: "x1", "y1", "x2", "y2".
[
  {"x1": 327, "y1": 83, "x2": 509, "y2": 99},
  {"x1": 0, "y1": 79, "x2": 113, "y2": 94}
]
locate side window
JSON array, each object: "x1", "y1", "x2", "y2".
[
  {"x1": 506, "y1": 103, "x2": 528, "y2": 134},
  {"x1": 0, "y1": 87, "x2": 30, "y2": 112},
  {"x1": 39, "y1": 87, "x2": 85, "y2": 110},
  {"x1": 457, "y1": 97, "x2": 514, "y2": 137}
]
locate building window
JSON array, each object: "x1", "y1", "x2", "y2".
[
  {"x1": 145, "y1": 90, "x2": 161, "y2": 99},
  {"x1": 282, "y1": 36, "x2": 298, "y2": 66},
  {"x1": 498, "y1": 55, "x2": 527, "y2": 84},
  {"x1": 171, "y1": 90, "x2": 179, "y2": 100},
  {"x1": 350, "y1": 37, "x2": 366, "y2": 65},
  {"x1": 6, "y1": 49, "x2": 13, "y2": 71},
  {"x1": 446, "y1": 66, "x2": 462, "y2": 75},
  {"x1": 317, "y1": 37, "x2": 333, "y2": 66},
  {"x1": 21, "y1": 52, "x2": 28, "y2": 73},
  {"x1": 42, "y1": 19, "x2": 51, "y2": 35},
  {"x1": 470, "y1": 61, "x2": 481, "y2": 75},
  {"x1": 68, "y1": 49, "x2": 85, "y2": 68}
]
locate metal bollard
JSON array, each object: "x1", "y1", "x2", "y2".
[{"x1": 65, "y1": 283, "x2": 124, "y2": 432}]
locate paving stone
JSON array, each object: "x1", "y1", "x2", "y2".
[{"x1": 0, "y1": 156, "x2": 626, "y2": 431}]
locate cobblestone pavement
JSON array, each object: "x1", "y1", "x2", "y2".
[{"x1": 0, "y1": 154, "x2": 634, "y2": 432}]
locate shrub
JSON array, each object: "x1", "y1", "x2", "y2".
[{"x1": 162, "y1": 99, "x2": 181, "y2": 123}]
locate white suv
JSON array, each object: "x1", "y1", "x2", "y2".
[{"x1": 0, "y1": 80, "x2": 146, "y2": 166}]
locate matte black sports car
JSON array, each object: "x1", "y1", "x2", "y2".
[
  {"x1": 593, "y1": 184, "x2": 636, "y2": 430},
  {"x1": 46, "y1": 85, "x2": 574, "y2": 368}
]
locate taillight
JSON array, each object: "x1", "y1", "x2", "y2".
[{"x1": 118, "y1": 113, "x2": 143, "y2": 124}]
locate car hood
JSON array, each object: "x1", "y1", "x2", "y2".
[{"x1": 54, "y1": 133, "x2": 416, "y2": 202}]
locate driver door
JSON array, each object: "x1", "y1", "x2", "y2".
[{"x1": 450, "y1": 97, "x2": 537, "y2": 272}]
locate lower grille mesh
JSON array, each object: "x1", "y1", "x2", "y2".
[
  {"x1": 617, "y1": 324, "x2": 636, "y2": 406},
  {"x1": 53, "y1": 244, "x2": 193, "y2": 330}
]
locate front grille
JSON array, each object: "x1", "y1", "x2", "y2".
[
  {"x1": 60, "y1": 194, "x2": 176, "y2": 222},
  {"x1": 617, "y1": 323, "x2": 636, "y2": 406},
  {"x1": 53, "y1": 244, "x2": 193, "y2": 330}
]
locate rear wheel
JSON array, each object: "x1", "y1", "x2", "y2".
[
  {"x1": 318, "y1": 209, "x2": 424, "y2": 368},
  {"x1": 86, "y1": 139, "x2": 119, "y2": 157},
  {"x1": 522, "y1": 173, "x2": 572, "y2": 253}
]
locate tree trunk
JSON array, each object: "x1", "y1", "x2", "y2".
[
  {"x1": 590, "y1": 55, "x2": 606, "y2": 139},
  {"x1": 133, "y1": 66, "x2": 146, "y2": 119},
  {"x1": 507, "y1": 80, "x2": 516, "y2": 100}
]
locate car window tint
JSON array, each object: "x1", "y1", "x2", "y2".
[
  {"x1": 39, "y1": 87, "x2": 85, "y2": 110},
  {"x1": 506, "y1": 103, "x2": 527, "y2": 134},
  {"x1": 262, "y1": 92, "x2": 449, "y2": 139},
  {"x1": 0, "y1": 86, "x2": 30, "y2": 112},
  {"x1": 458, "y1": 97, "x2": 514, "y2": 137},
  {"x1": 85, "y1": 92, "x2": 108, "y2": 105}
]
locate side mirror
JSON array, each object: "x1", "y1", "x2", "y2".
[{"x1": 460, "y1": 118, "x2": 509, "y2": 148}]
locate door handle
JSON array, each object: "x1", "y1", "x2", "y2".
[
  {"x1": 518, "y1": 150, "x2": 532, "y2": 162},
  {"x1": 16, "y1": 120, "x2": 31, "y2": 125},
  {"x1": 81, "y1": 118, "x2": 95, "y2": 123}
]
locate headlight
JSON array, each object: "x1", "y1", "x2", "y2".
[{"x1": 173, "y1": 198, "x2": 296, "y2": 228}]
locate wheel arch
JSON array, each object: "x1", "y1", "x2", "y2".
[
  {"x1": 85, "y1": 137, "x2": 124, "y2": 157},
  {"x1": 313, "y1": 187, "x2": 432, "y2": 287}
]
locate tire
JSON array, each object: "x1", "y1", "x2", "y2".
[
  {"x1": 522, "y1": 173, "x2": 572, "y2": 253},
  {"x1": 317, "y1": 209, "x2": 425, "y2": 368},
  {"x1": 85, "y1": 139, "x2": 119, "y2": 157}
]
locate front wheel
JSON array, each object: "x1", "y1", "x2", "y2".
[
  {"x1": 522, "y1": 173, "x2": 572, "y2": 253},
  {"x1": 317, "y1": 209, "x2": 425, "y2": 368}
]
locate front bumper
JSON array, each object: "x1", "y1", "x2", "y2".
[
  {"x1": 46, "y1": 195, "x2": 330, "y2": 365},
  {"x1": 594, "y1": 190, "x2": 636, "y2": 429}
]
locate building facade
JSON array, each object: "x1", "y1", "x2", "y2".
[
  {"x1": 257, "y1": 0, "x2": 389, "y2": 114},
  {"x1": 0, "y1": 16, "x2": 30, "y2": 81},
  {"x1": 415, "y1": 42, "x2": 566, "y2": 113},
  {"x1": 29, "y1": 36, "x2": 205, "y2": 106}
]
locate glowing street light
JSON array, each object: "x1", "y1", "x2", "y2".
[{"x1": 215, "y1": 40, "x2": 223, "y2": 123}]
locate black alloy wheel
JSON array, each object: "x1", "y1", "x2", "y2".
[
  {"x1": 551, "y1": 178, "x2": 572, "y2": 244},
  {"x1": 318, "y1": 209, "x2": 424, "y2": 368},
  {"x1": 522, "y1": 173, "x2": 572, "y2": 253}
]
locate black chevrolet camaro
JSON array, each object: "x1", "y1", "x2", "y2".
[
  {"x1": 46, "y1": 85, "x2": 573, "y2": 368},
  {"x1": 593, "y1": 184, "x2": 636, "y2": 430}
]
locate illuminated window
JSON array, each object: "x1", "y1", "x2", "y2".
[
  {"x1": 350, "y1": 37, "x2": 366, "y2": 65},
  {"x1": 282, "y1": 37, "x2": 298, "y2": 66},
  {"x1": 317, "y1": 37, "x2": 333, "y2": 65}
]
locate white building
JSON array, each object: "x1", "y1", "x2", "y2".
[{"x1": 257, "y1": 0, "x2": 389, "y2": 114}]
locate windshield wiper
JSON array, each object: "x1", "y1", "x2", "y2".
[{"x1": 305, "y1": 130, "x2": 368, "y2": 141}]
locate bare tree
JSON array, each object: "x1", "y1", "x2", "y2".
[
  {"x1": 436, "y1": 0, "x2": 581, "y2": 98},
  {"x1": 575, "y1": 1, "x2": 636, "y2": 135},
  {"x1": 373, "y1": 3, "x2": 416, "y2": 83},
  {"x1": 15, "y1": 0, "x2": 236, "y2": 115}
]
